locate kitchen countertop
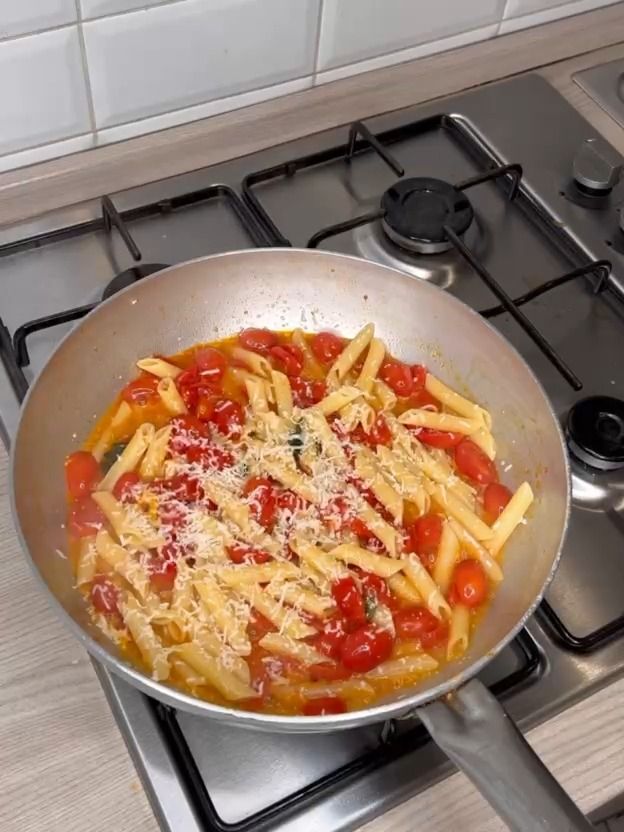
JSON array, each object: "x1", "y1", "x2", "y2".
[{"x1": 2, "y1": 15, "x2": 624, "y2": 832}]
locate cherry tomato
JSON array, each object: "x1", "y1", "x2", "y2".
[
  {"x1": 340, "y1": 625, "x2": 394, "y2": 672},
  {"x1": 147, "y1": 555, "x2": 177, "y2": 593},
  {"x1": 65, "y1": 451, "x2": 100, "y2": 499},
  {"x1": 310, "y1": 616, "x2": 348, "y2": 660},
  {"x1": 332, "y1": 576, "x2": 366, "y2": 625},
  {"x1": 196, "y1": 393, "x2": 219, "y2": 422},
  {"x1": 90, "y1": 576, "x2": 120, "y2": 614},
  {"x1": 161, "y1": 473, "x2": 203, "y2": 503},
  {"x1": 411, "y1": 364, "x2": 427, "y2": 390},
  {"x1": 303, "y1": 696, "x2": 347, "y2": 716},
  {"x1": 195, "y1": 347, "x2": 227, "y2": 381},
  {"x1": 290, "y1": 376, "x2": 326, "y2": 408},
  {"x1": 112, "y1": 471, "x2": 140, "y2": 502},
  {"x1": 310, "y1": 331, "x2": 344, "y2": 364},
  {"x1": 380, "y1": 360, "x2": 413, "y2": 397},
  {"x1": 359, "y1": 572, "x2": 393, "y2": 609},
  {"x1": 483, "y1": 482, "x2": 512, "y2": 520},
  {"x1": 121, "y1": 374, "x2": 160, "y2": 405},
  {"x1": 269, "y1": 344, "x2": 304, "y2": 377},
  {"x1": 406, "y1": 513, "x2": 443, "y2": 555},
  {"x1": 227, "y1": 542, "x2": 272, "y2": 565},
  {"x1": 68, "y1": 496, "x2": 106, "y2": 538},
  {"x1": 309, "y1": 662, "x2": 350, "y2": 682},
  {"x1": 170, "y1": 414, "x2": 210, "y2": 455},
  {"x1": 418, "y1": 428, "x2": 463, "y2": 449},
  {"x1": 276, "y1": 489, "x2": 308, "y2": 514},
  {"x1": 209, "y1": 399, "x2": 244, "y2": 438},
  {"x1": 452, "y1": 559, "x2": 488, "y2": 608},
  {"x1": 196, "y1": 444, "x2": 235, "y2": 470},
  {"x1": 455, "y1": 438, "x2": 497, "y2": 485},
  {"x1": 243, "y1": 476, "x2": 277, "y2": 529},
  {"x1": 248, "y1": 611, "x2": 276, "y2": 641},
  {"x1": 175, "y1": 366, "x2": 202, "y2": 410},
  {"x1": 351, "y1": 415, "x2": 392, "y2": 448},
  {"x1": 239, "y1": 328, "x2": 278, "y2": 354},
  {"x1": 406, "y1": 389, "x2": 439, "y2": 411},
  {"x1": 394, "y1": 606, "x2": 449, "y2": 648}
]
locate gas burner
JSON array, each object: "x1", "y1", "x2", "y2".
[
  {"x1": 102, "y1": 263, "x2": 170, "y2": 300},
  {"x1": 566, "y1": 396, "x2": 624, "y2": 471},
  {"x1": 380, "y1": 177, "x2": 474, "y2": 254}
]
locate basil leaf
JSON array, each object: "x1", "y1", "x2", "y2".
[
  {"x1": 101, "y1": 442, "x2": 127, "y2": 473},
  {"x1": 288, "y1": 422, "x2": 305, "y2": 466}
]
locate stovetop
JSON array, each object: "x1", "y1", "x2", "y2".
[{"x1": 2, "y1": 74, "x2": 624, "y2": 832}]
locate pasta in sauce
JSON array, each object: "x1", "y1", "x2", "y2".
[{"x1": 63, "y1": 324, "x2": 533, "y2": 716}]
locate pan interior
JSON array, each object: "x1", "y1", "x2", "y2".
[{"x1": 12, "y1": 249, "x2": 568, "y2": 727}]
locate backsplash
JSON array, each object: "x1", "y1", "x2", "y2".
[{"x1": 0, "y1": 0, "x2": 621, "y2": 173}]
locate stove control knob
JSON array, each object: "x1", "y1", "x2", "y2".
[{"x1": 573, "y1": 138, "x2": 622, "y2": 194}]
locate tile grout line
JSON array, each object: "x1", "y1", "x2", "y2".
[
  {"x1": 74, "y1": 0, "x2": 98, "y2": 137},
  {"x1": 0, "y1": 133, "x2": 93, "y2": 164},
  {"x1": 312, "y1": 0, "x2": 326, "y2": 81}
]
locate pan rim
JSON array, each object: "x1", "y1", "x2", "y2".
[{"x1": 9, "y1": 247, "x2": 570, "y2": 731}]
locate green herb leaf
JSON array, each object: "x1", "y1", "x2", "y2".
[
  {"x1": 288, "y1": 422, "x2": 305, "y2": 466},
  {"x1": 101, "y1": 442, "x2": 127, "y2": 473}
]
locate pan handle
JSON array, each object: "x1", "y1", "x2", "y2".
[{"x1": 416, "y1": 678, "x2": 593, "y2": 832}]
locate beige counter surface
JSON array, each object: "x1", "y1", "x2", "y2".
[{"x1": 2, "y1": 12, "x2": 624, "y2": 832}]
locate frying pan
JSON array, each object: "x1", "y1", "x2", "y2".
[{"x1": 12, "y1": 249, "x2": 591, "y2": 831}]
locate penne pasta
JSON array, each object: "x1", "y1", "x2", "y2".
[
  {"x1": 326, "y1": 323, "x2": 374, "y2": 389},
  {"x1": 354, "y1": 448, "x2": 403, "y2": 523},
  {"x1": 301, "y1": 408, "x2": 347, "y2": 464},
  {"x1": 75, "y1": 537, "x2": 97, "y2": 586},
  {"x1": 271, "y1": 369, "x2": 293, "y2": 417},
  {"x1": 290, "y1": 538, "x2": 349, "y2": 582},
  {"x1": 388, "y1": 573, "x2": 422, "y2": 604},
  {"x1": 402, "y1": 555, "x2": 452, "y2": 620},
  {"x1": 432, "y1": 521, "x2": 460, "y2": 595},
  {"x1": 121, "y1": 594, "x2": 170, "y2": 681},
  {"x1": 95, "y1": 529, "x2": 151, "y2": 600},
  {"x1": 339, "y1": 400, "x2": 377, "y2": 433},
  {"x1": 92, "y1": 490, "x2": 166, "y2": 549},
  {"x1": 230, "y1": 367, "x2": 274, "y2": 402},
  {"x1": 157, "y1": 377, "x2": 187, "y2": 416},
  {"x1": 487, "y1": 482, "x2": 534, "y2": 557},
  {"x1": 236, "y1": 585, "x2": 316, "y2": 640},
  {"x1": 136, "y1": 356, "x2": 181, "y2": 379},
  {"x1": 447, "y1": 603, "x2": 470, "y2": 660},
  {"x1": 90, "y1": 401, "x2": 132, "y2": 461},
  {"x1": 245, "y1": 376, "x2": 270, "y2": 415},
  {"x1": 194, "y1": 577, "x2": 251, "y2": 656},
  {"x1": 139, "y1": 425, "x2": 172, "y2": 480},
  {"x1": 292, "y1": 328, "x2": 323, "y2": 375},
  {"x1": 399, "y1": 409, "x2": 481, "y2": 435},
  {"x1": 424, "y1": 373, "x2": 492, "y2": 429},
  {"x1": 427, "y1": 481, "x2": 493, "y2": 542},
  {"x1": 355, "y1": 337, "x2": 386, "y2": 393},
  {"x1": 194, "y1": 628, "x2": 251, "y2": 683},
  {"x1": 265, "y1": 582, "x2": 334, "y2": 618},
  {"x1": 447, "y1": 518, "x2": 503, "y2": 583},
  {"x1": 354, "y1": 499, "x2": 401, "y2": 557},
  {"x1": 259, "y1": 633, "x2": 326, "y2": 665},
  {"x1": 174, "y1": 642, "x2": 256, "y2": 701},
  {"x1": 373, "y1": 379, "x2": 397, "y2": 412},
  {"x1": 376, "y1": 445, "x2": 430, "y2": 516},
  {"x1": 364, "y1": 653, "x2": 439, "y2": 678},
  {"x1": 331, "y1": 542, "x2": 404, "y2": 578},
  {"x1": 218, "y1": 562, "x2": 301, "y2": 586},
  {"x1": 316, "y1": 386, "x2": 362, "y2": 416},
  {"x1": 470, "y1": 426, "x2": 496, "y2": 460},
  {"x1": 231, "y1": 346, "x2": 272, "y2": 378},
  {"x1": 99, "y1": 422, "x2": 154, "y2": 491}
]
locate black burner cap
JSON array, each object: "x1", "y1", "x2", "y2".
[
  {"x1": 381, "y1": 177, "x2": 474, "y2": 254},
  {"x1": 566, "y1": 396, "x2": 624, "y2": 471},
  {"x1": 102, "y1": 263, "x2": 170, "y2": 300}
]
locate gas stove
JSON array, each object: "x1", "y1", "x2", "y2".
[{"x1": 1, "y1": 74, "x2": 623, "y2": 832}]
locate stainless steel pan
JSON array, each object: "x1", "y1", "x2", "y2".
[{"x1": 12, "y1": 249, "x2": 591, "y2": 831}]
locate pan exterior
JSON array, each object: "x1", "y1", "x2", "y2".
[{"x1": 11, "y1": 249, "x2": 569, "y2": 731}]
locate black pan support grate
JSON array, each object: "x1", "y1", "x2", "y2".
[
  {"x1": 152, "y1": 629, "x2": 543, "y2": 832},
  {"x1": 537, "y1": 600, "x2": 624, "y2": 654},
  {"x1": 242, "y1": 114, "x2": 615, "y2": 393},
  {"x1": 0, "y1": 184, "x2": 268, "y2": 404}
]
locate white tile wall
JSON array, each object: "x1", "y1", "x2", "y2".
[{"x1": 0, "y1": 0, "x2": 621, "y2": 173}]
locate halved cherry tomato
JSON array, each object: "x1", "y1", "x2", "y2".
[
  {"x1": 411, "y1": 364, "x2": 427, "y2": 390},
  {"x1": 418, "y1": 428, "x2": 463, "y2": 449},
  {"x1": 406, "y1": 388, "x2": 440, "y2": 410},
  {"x1": 359, "y1": 572, "x2": 393, "y2": 610},
  {"x1": 455, "y1": 438, "x2": 497, "y2": 485},
  {"x1": 248, "y1": 611, "x2": 276, "y2": 641},
  {"x1": 483, "y1": 482, "x2": 513, "y2": 521},
  {"x1": 303, "y1": 696, "x2": 347, "y2": 716},
  {"x1": 340, "y1": 625, "x2": 394, "y2": 672},
  {"x1": 196, "y1": 444, "x2": 235, "y2": 470},
  {"x1": 309, "y1": 662, "x2": 350, "y2": 682},
  {"x1": 65, "y1": 451, "x2": 100, "y2": 499},
  {"x1": 310, "y1": 616, "x2": 348, "y2": 660},
  {"x1": 147, "y1": 555, "x2": 177, "y2": 593},
  {"x1": 195, "y1": 347, "x2": 227, "y2": 382},
  {"x1": 68, "y1": 496, "x2": 106, "y2": 538},
  {"x1": 452, "y1": 559, "x2": 488, "y2": 608},
  {"x1": 380, "y1": 360, "x2": 413, "y2": 397},
  {"x1": 175, "y1": 367, "x2": 202, "y2": 410},
  {"x1": 310, "y1": 331, "x2": 344, "y2": 364},
  {"x1": 209, "y1": 399, "x2": 244, "y2": 438},
  {"x1": 170, "y1": 414, "x2": 210, "y2": 455},
  {"x1": 90, "y1": 576, "x2": 120, "y2": 614},
  {"x1": 394, "y1": 606, "x2": 449, "y2": 648},
  {"x1": 351, "y1": 415, "x2": 392, "y2": 448},
  {"x1": 269, "y1": 344, "x2": 304, "y2": 377},
  {"x1": 227, "y1": 542, "x2": 272, "y2": 565},
  {"x1": 196, "y1": 393, "x2": 219, "y2": 422},
  {"x1": 321, "y1": 496, "x2": 373, "y2": 541},
  {"x1": 243, "y1": 476, "x2": 277, "y2": 528},
  {"x1": 276, "y1": 489, "x2": 308, "y2": 514},
  {"x1": 121, "y1": 373, "x2": 160, "y2": 405},
  {"x1": 112, "y1": 471, "x2": 140, "y2": 502},
  {"x1": 290, "y1": 376, "x2": 326, "y2": 408},
  {"x1": 239, "y1": 328, "x2": 278, "y2": 354},
  {"x1": 332, "y1": 576, "x2": 366, "y2": 625}
]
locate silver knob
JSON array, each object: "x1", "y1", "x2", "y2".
[{"x1": 573, "y1": 138, "x2": 622, "y2": 193}]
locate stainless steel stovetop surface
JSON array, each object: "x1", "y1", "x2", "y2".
[{"x1": 2, "y1": 74, "x2": 624, "y2": 832}]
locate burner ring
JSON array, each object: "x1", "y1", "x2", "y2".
[
  {"x1": 566, "y1": 396, "x2": 624, "y2": 471},
  {"x1": 381, "y1": 177, "x2": 474, "y2": 254}
]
